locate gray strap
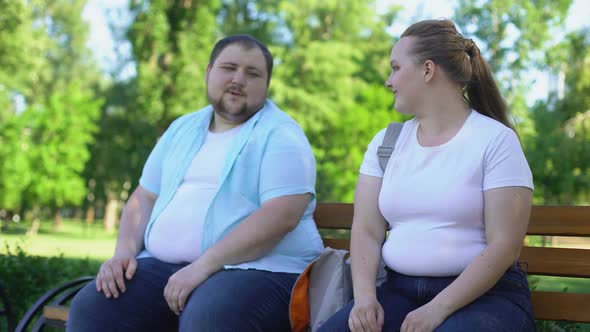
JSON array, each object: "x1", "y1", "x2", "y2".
[{"x1": 377, "y1": 122, "x2": 403, "y2": 171}]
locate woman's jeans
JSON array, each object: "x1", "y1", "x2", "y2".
[
  {"x1": 67, "y1": 257, "x2": 298, "y2": 332},
  {"x1": 319, "y1": 263, "x2": 535, "y2": 332}
]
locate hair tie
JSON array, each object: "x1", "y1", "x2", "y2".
[{"x1": 465, "y1": 39, "x2": 480, "y2": 58}]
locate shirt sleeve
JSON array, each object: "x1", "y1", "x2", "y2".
[
  {"x1": 359, "y1": 128, "x2": 388, "y2": 178},
  {"x1": 483, "y1": 128, "x2": 534, "y2": 191},
  {"x1": 139, "y1": 122, "x2": 178, "y2": 196},
  {"x1": 259, "y1": 123, "x2": 317, "y2": 203}
]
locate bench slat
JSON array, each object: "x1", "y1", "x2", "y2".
[
  {"x1": 528, "y1": 206, "x2": 590, "y2": 236},
  {"x1": 322, "y1": 243, "x2": 590, "y2": 278},
  {"x1": 316, "y1": 204, "x2": 590, "y2": 237},
  {"x1": 322, "y1": 238, "x2": 350, "y2": 251},
  {"x1": 314, "y1": 203, "x2": 354, "y2": 229},
  {"x1": 520, "y1": 246, "x2": 590, "y2": 278},
  {"x1": 531, "y1": 291, "x2": 590, "y2": 322},
  {"x1": 43, "y1": 305, "x2": 69, "y2": 321}
]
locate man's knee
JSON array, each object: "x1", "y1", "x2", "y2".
[
  {"x1": 67, "y1": 281, "x2": 105, "y2": 332},
  {"x1": 178, "y1": 270, "x2": 295, "y2": 332}
]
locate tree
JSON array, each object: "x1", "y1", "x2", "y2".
[
  {"x1": 454, "y1": 0, "x2": 572, "y2": 77},
  {"x1": 128, "y1": 0, "x2": 221, "y2": 132},
  {"x1": 0, "y1": 0, "x2": 106, "y2": 227},
  {"x1": 528, "y1": 29, "x2": 590, "y2": 204},
  {"x1": 24, "y1": 0, "x2": 104, "y2": 106},
  {"x1": 22, "y1": 86, "x2": 102, "y2": 232},
  {"x1": 454, "y1": 0, "x2": 573, "y2": 146},
  {"x1": 84, "y1": 0, "x2": 223, "y2": 230},
  {"x1": 270, "y1": 0, "x2": 402, "y2": 201},
  {"x1": 0, "y1": 115, "x2": 33, "y2": 212},
  {"x1": 83, "y1": 80, "x2": 155, "y2": 231}
]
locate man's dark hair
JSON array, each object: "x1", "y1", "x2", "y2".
[{"x1": 209, "y1": 35, "x2": 273, "y2": 84}]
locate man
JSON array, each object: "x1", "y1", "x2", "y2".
[{"x1": 68, "y1": 35, "x2": 324, "y2": 332}]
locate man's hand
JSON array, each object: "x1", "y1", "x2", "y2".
[
  {"x1": 96, "y1": 255, "x2": 138, "y2": 299},
  {"x1": 400, "y1": 301, "x2": 450, "y2": 332},
  {"x1": 348, "y1": 296, "x2": 384, "y2": 332},
  {"x1": 163, "y1": 261, "x2": 214, "y2": 315}
]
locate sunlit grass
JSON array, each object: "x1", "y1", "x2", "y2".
[{"x1": 1, "y1": 218, "x2": 117, "y2": 260}]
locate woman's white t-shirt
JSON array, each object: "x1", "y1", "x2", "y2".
[{"x1": 360, "y1": 110, "x2": 534, "y2": 276}]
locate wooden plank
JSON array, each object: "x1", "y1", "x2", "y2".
[
  {"x1": 43, "y1": 305, "x2": 69, "y2": 322},
  {"x1": 315, "y1": 204, "x2": 590, "y2": 236},
  {"x1": 314, "y1": 203, "x2": 354, "y2": 229},
  {"x1": 520, "y1": 246, "x2": 590, "y2": 278},
  {"x1": 531, "y1": 291, "x2": 590, "y2": 322},
  {"x1": 322, "y1": 238, "x2": 350, "y2": 251},
  {"x1": 528, "y1": 206, "x2": 590, "y2": 236}
]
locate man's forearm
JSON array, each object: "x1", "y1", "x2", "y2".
[
  {"x1": 114, "y1": 187, "x2": 156, "y2": 257},
  {"x1": 197, "y1": 194, "x2": 309, "y2": 273}
]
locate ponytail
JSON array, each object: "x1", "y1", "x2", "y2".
[
  {"x1": 401, "y1": 20, "x2": 514, "y2": 130},
  {"x1": 464, "y1": 40, "x2": 513, "y2": 130}
]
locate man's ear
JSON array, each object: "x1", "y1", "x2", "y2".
[
  {"x1": 424, "y1": 60, "x2": 435, "y2": 83},
  {"x1": 206, "y1": 64, "x2": 212, "y2": 81}
]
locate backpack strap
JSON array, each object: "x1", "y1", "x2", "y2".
[{"x1": 377, "y1": 122, "x2": 403, "y2": 172}]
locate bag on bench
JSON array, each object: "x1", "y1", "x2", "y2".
[{"x1": 289, "y1": 123, "x2": 404, "y2": 332}]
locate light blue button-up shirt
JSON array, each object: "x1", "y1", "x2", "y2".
[{"x1": 138, "y1": 100, "x2": 324, "y2": 273}]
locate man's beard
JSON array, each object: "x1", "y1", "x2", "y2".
[{"x1": 208, "y1": 91, "x2": 263, "y2": 124}]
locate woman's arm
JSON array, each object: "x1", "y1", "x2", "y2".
[
  {"x1": 430, "y1": 186, "x2": 532, "y2": 315},
  {"x1": 348, "y1": 174, "x2": 389, "y2": 332}
]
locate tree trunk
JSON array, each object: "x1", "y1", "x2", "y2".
[
  {"x1": 53, "y1": 209, "x2": 63, "y2": 230},
  {"x1": 104, "y1": 192, "x2": 119, "y2": 234},
  {"x1": 74, "y1": 208, "x2": 83, "y2": 220},
  {"x1": 85, "y1": 206, "x2": 96, "y2": 225},
  {"x1": 26, "y1": 207, "x2": 41, "y2": 236}
]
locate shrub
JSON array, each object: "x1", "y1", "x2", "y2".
[{"x1": 0, "y1": 244, "x2": 100, "y2": 329}]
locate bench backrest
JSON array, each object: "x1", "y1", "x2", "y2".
[{"x1": 314, "y1": 204, "x2": 590, "y2": 323}]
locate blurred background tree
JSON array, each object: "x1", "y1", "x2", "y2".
[{"x1": 0, "y1": 0, "x2": 588, "y2": 233}]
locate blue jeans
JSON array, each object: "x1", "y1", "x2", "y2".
[
  {"x1": 318, "y1": 263, "x2": 535, "y2": 332},
  {"x1": 67, "y1": 257, "x2": 297, "y2": 332}
]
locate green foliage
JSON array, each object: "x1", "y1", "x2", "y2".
[
  {"x1": 0, "y1": 0, "x2": 105, "y2": 217},
  {"x1": 83, "y1": 81, "x2": 154, "y2": 207},
  {"x1": 269, "y1": 0, "x2": 401, "y2": 201},
  {"x1": 454, "y1": 0, "x2": 572, "y2": 76},
  {"x1": 0, "y1": 115, "x2": 32, "y2": 210},
  {"x1": 128, "y1": 0, "x2": 221, "y2": 131},
  {"x1": 0, "y1": 0, "x2": 589, "y2": 217},
  {"x1": 25, "y1": 0, "x2": 103, "y2": 105},
  {"x1": 23, "y1": 86, "x2": 103, "y2": 209},
  {"x1": 526, "y1": 30, "x2": 590, "y2": 204},
  {"x1": 535, "y1": 320, "x2": 586, "y2": 331},
  {"x1": 0, "y1": 0, "x2": 38, "y2": 120},
  {"x1": 0, "y1": 245, "x2": 100, "y2": 327}
]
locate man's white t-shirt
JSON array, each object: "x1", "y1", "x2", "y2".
[
  {"x1": 360, "y1": 110, "x2": 534, "y2": 276},
  {"x1": 147, "y1": 125, "x2": 241, "y2": 263}
]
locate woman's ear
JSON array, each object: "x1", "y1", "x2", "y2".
[{"x1": 424, "y1": 60, "x2": 435, "y2": 83}]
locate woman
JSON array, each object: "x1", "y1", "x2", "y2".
[{"x1": 319, "y1": 19, "x2": 535, "y2": 332}]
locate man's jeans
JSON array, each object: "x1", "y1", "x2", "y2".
[
  {"x1": 318, "y1": 263, "x2": 536, "y2": 332},
  {"x1": 67, "y1": 257, "x2": 298, "y2": 332}
]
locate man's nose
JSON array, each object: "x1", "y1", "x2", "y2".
[{"x1": 231, "y1": 70, "x2": 246, "y2": 85}]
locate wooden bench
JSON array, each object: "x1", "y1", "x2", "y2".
[
  {"x1": 16, "y1": 204, "x2": 590, "y2": 331},
  {"x1": 316, "y1": 203, "x2": 590, "y2": 323}
]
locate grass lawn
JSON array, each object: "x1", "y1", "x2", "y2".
[{"x1": 1, "y1": 218, "x2": 117, "y2": 260}]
